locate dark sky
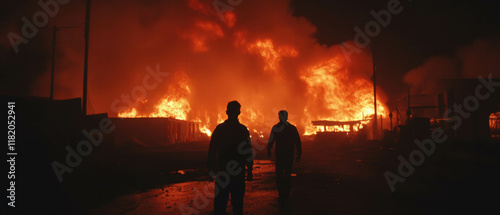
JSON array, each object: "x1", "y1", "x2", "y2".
[
  {"x1": 290, "y1": 0, "x2": 500, "y2": 100},
  {"x1": 1, "y1": 0, "x2": 500, "y2": 105}
]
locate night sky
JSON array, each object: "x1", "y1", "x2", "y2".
[
  {"x1": 1, "y1": 0, "x2": 500, "y2": 108},
  {"x1": 292, "y1": 0, "x2": 500, "y2": 99},
  {"x1": 2, "y1": 2, "x2": 500, "y2": 214}
]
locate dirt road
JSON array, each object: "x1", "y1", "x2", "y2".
[
  {"x1": 87, "y1": 139, "x2": 500, "y2": 214},
  {"x1": 88, "y1": 141, "x2": 399, "y2": 214}
]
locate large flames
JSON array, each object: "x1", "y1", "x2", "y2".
[
  {"x1": 111, "y1": 0, "x2": 388, "y2": 138},
  {"x1": 118, "y1": 72, "x2": 192, "y2": 120},
  {"x1": 118, "y1": 48, "x2": 387, "y2": 137},
  {"x1": 301, "y1": 58, "x2": 387, "y2": 134},
  {"x1": 247, "y1": 39, "x2": 298, "y2": 73},
  {"x1": 117, "y1": 96, "x2": 191, "y2": 120}
]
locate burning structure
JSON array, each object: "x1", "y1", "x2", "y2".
[
  {"x1": 31, "y1": 0, "x2": 389, "y2": 141},
  {"x1": 110, "y1": 117, "x2": 205, "y2": 147},
  {"x1": 311, "y1": 120, "x2": 368, "y2": 143}
]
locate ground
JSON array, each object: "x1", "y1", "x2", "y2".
[{"x1": 59, "y1": 138, "x2": 500, "y2": 214}]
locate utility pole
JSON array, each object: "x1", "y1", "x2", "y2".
[
  {"x1": 396, "y1": 107, "x2": 399, "y2": 127},
  {"x1": 82, "y1": 0, "x2": 91, "y2": 116},
  {"x1": 406, "y1": 86, "x2": 411, "y2": 124},
  {"x1": 50, "y1": 25, "x2": 77, "y2": 102},
  {"x1": 389, "y1": 112, "x2": 393, "y2": 132},
  {"x1": 372, "y1": 46, "x2": 378, "y2": 139},
  {"x1": 407, "y1": 86, "x2": 410, "y2": 108},
  {"x1": 380, "y1": 115, "x2": 383, "y2": 131},
  {"x1": 50, "y1": 26, "x2": 58, "y2": 101}
]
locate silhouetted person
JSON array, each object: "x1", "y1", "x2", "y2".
[
  {"x1": 208, "y1": 101, "x2": 253, "y2": 215},
  {"x1": 267, "y1": 110, "x2": 302, "y2": 201}
]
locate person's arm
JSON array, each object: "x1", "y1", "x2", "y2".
[
  {"x1": 244, "y1": 132, "x2": 254, "y2": 181},
  {"x1": 207, "y1": 127, "x2": 219, "y2": 172},
  {"x1": 295, "y1": 127, "x2": 302, "y2": 162},
  {"x1": 245, "y1": 136, "x2": 254, "y2": 170},
  {"x1": 267, "y1": 129, "x2": 275, "y2": 158}
]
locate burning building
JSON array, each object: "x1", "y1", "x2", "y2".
[
  {"x1": 311, "y1": 119, "x2": 369, "y2": 143},
  {"x1": 30, "y1": 0, "x2": 389, "y2": 140}
]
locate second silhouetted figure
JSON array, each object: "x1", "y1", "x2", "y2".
[{"x1": 267, "y1": 110, "x2": 302, "y2": 201}]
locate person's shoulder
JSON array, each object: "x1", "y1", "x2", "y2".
[
  {"x1": 238, "y1": 123, "x2": 249, "y2": 131},
  {"x1": 214, "y1": 123, "x2": 223, "y2": 129},
  {"x1": 240, "y1": 126, "x2": 250, "y2": 137},
  {"x1": 272, "y1": 122, "x2": 282, "y2": 129},
  {"x1": 213, "y1": 122, "x2": 225, "y2": 132},
  {"x1": 288, "y1": 123, "x2": 297, "y2": 129},
  {"x1": 286, "y1": 123, "x2": 298, "y2": 131},
  {"x1": 236, "y1": 123, "x2": 249, "y2": 135},
  {"x1": 271, "y1": 122, "x2": 286, "y2": 133}
]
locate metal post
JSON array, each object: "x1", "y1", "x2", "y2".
[
  {"x1": 380, "y1": 115, "x2": 383, "y2": 131},
  {"x1": 82, "y1": 0, "x2": 91, "y2": 116},
  {"x1": 372, "y1": 46, "x2": 378, "y2": 139},
  {"x1": 396, "y1": 107, "x2": 399, "y2": 127},
  {"x1": 50, "y1": 26, "x2": 58, "y2": 101},
  {"x1": 406, "y1": 86, "x2": 411, "y2": 123},
  {"x1": 389, "y1": 112, "x2": 393, "y2": 132}
]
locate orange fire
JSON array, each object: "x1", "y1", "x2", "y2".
[
  {"x1": 119, "y1": 53, "x2": 387, "y2": 137},
  {"x1": 199, "y1": 125, "x2": 212, "y2": 136},
  {"x1": 115, "y1": 0, "x2": 389, "y2": 138},
  {"x1": 300, "y1": 58, "x2": 388, "y2": 135},
  {"x1": 118, "y1": 72, "x2": 192, "y2": 120},
  {"x1": 247, "y1": 39, "x2": 298, "y2": 74},
  {"x1": 490, "y1": 112, "x2": 500, "y2": 137},
  {"x1": 117, "y1": 96, "x2": 191, "y2": 120}
]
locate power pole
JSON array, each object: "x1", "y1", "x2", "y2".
[
  {"x1": 396, "y1": 107, "x2": 399, "y2": 127},
  {"x1": 406, "y1": 86, "x2": 411, "y2": 124},
  {"x1": 82, "y1": 0, "x2": 91, "y2": 116},
  {"x1": 380, "y1": 115, "x2": 383, "y2": 131},
  {"x1": 389, "y1": 112, "x2": 393, "y2": 132},
  {"x1": 50, "y1": 26, "x2": 58, "y2": 101},
  {"x1": 372, "y1": 46, "x2": 378, "y2": 139}
]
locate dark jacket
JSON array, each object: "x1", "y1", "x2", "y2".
[
  {"x1": 268, "y1": 122, "x2": 302, "y2": 163},
  {"x1": 207, "y1": 119, "x2": 253, "y2": 174}
]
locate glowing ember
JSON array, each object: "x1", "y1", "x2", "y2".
[{"x1": 490, "y1": 112, "x2": 500, "y2": 137}]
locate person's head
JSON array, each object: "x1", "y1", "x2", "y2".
[
  {"x1": 226, "y1": 101, "x2": 241, "y2": 119},
  {"x1": 278, "y1": 110, "x2": 288, "y2": 122}
]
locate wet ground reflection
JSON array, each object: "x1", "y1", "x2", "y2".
[{"x1": 90, "y1": 160, "x2": 279, "y2": 215}]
